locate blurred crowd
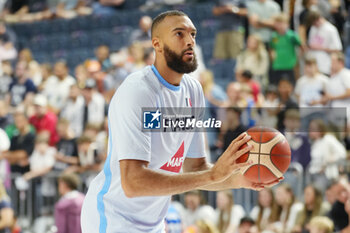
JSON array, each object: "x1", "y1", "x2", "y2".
[{"x1": 0, "y1": 0, "x2": 350, "y2": 233}]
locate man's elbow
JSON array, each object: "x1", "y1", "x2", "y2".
[{"x1": 121, "y1": 180, "x2": 138, "y2": 198}]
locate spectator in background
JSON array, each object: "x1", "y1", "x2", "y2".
[
  {"x1": 103, "y1": 49, "x2": 130, "y2": 102},
  {"x1": 199, "y1": 70, "x2": 227, "y2": 110},
  {"x1": 94, "y1": 45, "x2": 111, "y2": 72},
  {"x1": 54, "y1": 0, "x2": 92, "y2": 19},
  {"x1": 283, "y1": 109, "x2": 311, "y2": 169},
  {"x1": 325, "y1": 181, "x2": 338, "y2": 206},
  {"x1": 323, "y1": 52, "x2": 350, "y2": 127},
  {"x1": 307, "y1": 10, "x2": 342, "y2": 75},
  {"x1": 297, "y1": 0, "x2": 319, "y2": 46},
  {"x1": 65, "y1": 135, "x2": 103, "y2": 187},
  {"x1": 308, "y1": 216, "x2": 334, "y2": 233},
  {"x1": 17, "y1": 48, "x2": 41, "y2": 86},
  {"x1": 269, "y1": 184, "x2": 303, "y2": 233},
  {"x1": 199, "y1": 69, "x2": 227, "y2": 156},
  {"x1": 8, "y1": 61, "x2": 36, "y2": 107},
  {"x1": 1, "y1": 108, "x2": 35, "y2": 175},
  {"x1": 293, "y1": 185, "x2": 330, "y2": 233},
  {"x1": 82, "y1": 123, "x2": 105, "y2": 157},
  {"x1": 183, "y1": 190, "x2": 216, "y2": 229},
  {"x1": 60, "y1": 84, "x2": 84, "y2": 137},
  {"x1": 29, "y1": 94, "x2": 59, "y2": 146},
  {"x1": 43, "y1": 61, "x2": 76, "y2": 114},
  {"x1": 237, "y1": 217, "x2": 257, "y2": 233},
  {"x1": 225, "y1": 82, "x2": 244, "y2": 107},
  {"x1": 184, "y1": 219, "x2": 219, "y2": 233},
  {"x1": 37, "y1": 63, "x2": 53, "y2": 92},
  {"x1": 212, "y1": 0, "x2": 247, "y2": 60},
  {"x1": 92, "y1": 0, "x2": 125, "y2": 16},
  {"x1": 54, "y1": 172, "x2": 85, "y2": 233},
  {"x1": 0, "y1": 100, "x2": 13, "y2": 130},
  {"x1": 328, "y1": 0, "x2": 346, "y2": 36},
  {"x1": 23, "y1": 132, "x2": 56, "y2": 204},
  {"x1": 259, "y1": 86, "x2": 279, "y2": 128},
  {"x1": 215, "y1": 190, "x2": 245, "y2": 233},
  {"x1": 269, "y1": 13, "x2": 301, "y2": 85},
  {"x1": 165, "y1": 201, "x2": 184, "y2": 233},
  {"x1": 0, "y1": 20, "x2": 17, "y2": 61},
  {"x1": 80, "y1": 78, "x2": 105, "y2": 132},
  {"x1": 0, "y1": 180, "x2": 14, "y2": 233},
  {"x1": 276, "y1": 78, "x2": 298, "y2": 132},
  {"x1": 295, "y1": 57, "x2": 328, "y2": 107},
  {"x1": 0, "y1": 127, "x2": 10, "y2": 190},
  {"x1": 237, "y1": 70, "x2": 261, "y2": 104},
  {"x1": 0, "y1": 61, "x2": 13, "y2": 100},
  {"x1": 130, "y1": 15, "x2": 152, "y2": 48},
  {"x1": 308, "y1": 119, "x2": 346, "y2": 191},
  {"x1": 295, "y1": 56, "x2": 329, "y2": 129},
  {"x1": 218, "y1": 107, "x2": 247, "y2": 152},
  {"x1": 54, "y1": 118, "x2": 79, "y2": 172},
  {"x1": 127, "y1": 42, "x2": 146, "y2": 72},
  {"x1": 74, "y1": 64, "x2": 88, "y2": 89},
  {"x1": 235, "y1": 34, "x2": 269, "y2": 86},
  {"x1": 85, "y1": 59, "x2": 110, "y2": 93},
  {"x1": 247, "y1": 0, "x2": 281, "y2": 44},
  {"x1": 250, "y1": 188, "x2": 275, "y2": 231},
  {"x1": 329, "y1": 178, "x2": 350, "y2": 231}
]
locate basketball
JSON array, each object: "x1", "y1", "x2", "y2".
[{"x1": 236, "y1": 126, "x2": 291, "y2": 183}]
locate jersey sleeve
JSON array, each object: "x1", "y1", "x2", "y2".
[
  {"x1": 110, "y1": 78, "x2": 154, "y2": 162},
  {"x1": 186, "y1": 80, "x2": 207, "y2": 159}
]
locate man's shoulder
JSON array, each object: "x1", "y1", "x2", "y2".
[
  {"x1": 111, "y1": 66, "x2": 157, "y2": 105},
  {"x1": 117, "y1": 66, "x2": 155, "y2": 94}
]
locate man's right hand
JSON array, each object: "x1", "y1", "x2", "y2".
[{"x1": 210, "y1": 132, "x2": 253, "y2": 183}]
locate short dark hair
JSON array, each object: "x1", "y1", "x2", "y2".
[
  {"x1": 239, "y1": 216, "x2": 255, "y2": 225},
  {"x1": 241, "y1": 70, "x2": 253, "y2": 80},
  {"x1": 151, "y1": 10, "x2": 188, "y2": 38}
]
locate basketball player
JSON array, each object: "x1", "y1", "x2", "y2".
[{"x1": 81, "y1": 10, "x2": 281, "y2": 233}]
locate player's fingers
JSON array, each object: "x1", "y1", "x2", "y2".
[
  {"x1": 233, "y1": 159, "x2": 253, "y2": 168},
  {"x1": 230, "y1": 134, "x2": 251, "y2": 153},
  {"x1": 263, "y1": 177, "x2": 283, "y2": 188},
  {"x1": 227, "y1": 132, "x2": 247, "y2": 151},
  {"x1": 250, "y1": 183, "x2": 265, "y2": 191},
  {"x1": 232, "y1": 144, "x2": 252, "y2": 160}
]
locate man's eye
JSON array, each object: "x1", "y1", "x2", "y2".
[
  {"x1": 191, "y1": 33, "x2": 196, "y2": 38},
  {"x1": 176, "y1": 32, "x2": 182, "y2": 36}
]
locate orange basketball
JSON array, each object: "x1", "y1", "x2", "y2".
[{"x1": 236, "y1": 126, "x2": 291, "y2": 183}]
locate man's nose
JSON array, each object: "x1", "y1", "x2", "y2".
[{"x1": 185, "y1": 33, "x2": 195, "y2": 47}]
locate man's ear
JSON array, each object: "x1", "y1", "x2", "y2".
[{"x1": 152, "y1": 37, "x2": 162, "y2": 53}]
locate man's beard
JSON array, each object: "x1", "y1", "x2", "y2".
[{"x1": 163, "y1": 44, "x2": 198, "y2": 74}]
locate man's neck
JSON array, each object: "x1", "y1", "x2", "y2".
[{"x1": 153, "y1": 60, "x2": 183, "y2": 86}]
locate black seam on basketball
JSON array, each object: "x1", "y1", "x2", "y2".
[
  {"x1": 258, "y1": 127, "x2": 263, "y2": 183},
  {"x1": 250, "y1": 152, "x2": 290, "y2": 157}
]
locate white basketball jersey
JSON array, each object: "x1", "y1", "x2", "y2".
[{"x1": 81, "y1": 65, "x2": 206, "y2": 233}]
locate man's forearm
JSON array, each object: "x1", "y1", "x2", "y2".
[
  {"x1": 330, "y1": 89, "x2": 350, "y2": 101},
  {"x1": 198, "y1": 172, "x2": 243, "y2": 191},
  {"x1": 122, "y1": 165, "x2": 217, "y2": 197}
]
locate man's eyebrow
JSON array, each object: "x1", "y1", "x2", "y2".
[{"x1": 172, "y1": 27, "x2": 197, "y2": 32}]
